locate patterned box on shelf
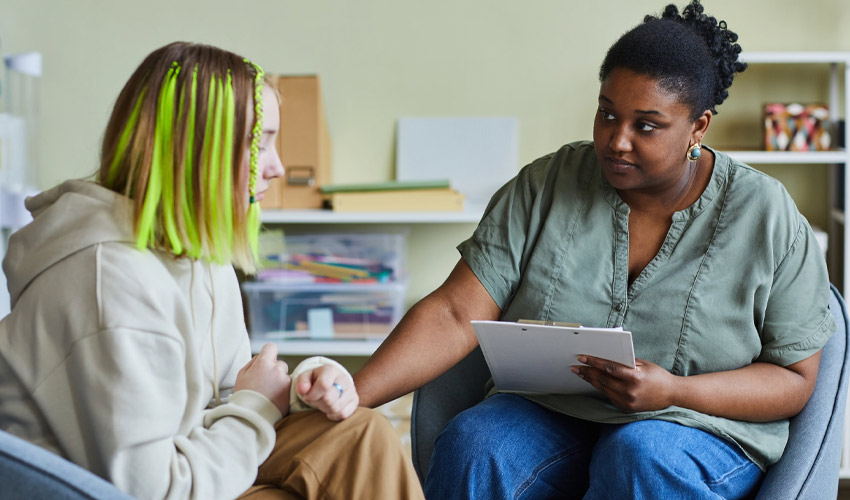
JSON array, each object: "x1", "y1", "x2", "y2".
[{"x1": 764, "y1": 103, "x2": 832, "y2": 152}]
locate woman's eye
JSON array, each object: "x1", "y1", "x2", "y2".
[
  {"x1": 637, "y1": 122, "x2": 656, "y2": 132},
  {"x1": 599, "y1": 109, "x2": 614, "y2": 121}
]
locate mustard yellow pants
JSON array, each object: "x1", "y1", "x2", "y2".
[{"x1": 239, "y1": 407, "x2": 424, "y2": 500}]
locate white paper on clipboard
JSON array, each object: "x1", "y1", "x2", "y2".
[{"x1": 471, "y1": 320, "x2": 636, "y2": 395}]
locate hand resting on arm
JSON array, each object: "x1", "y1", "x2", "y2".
[
  {"x1": 236, "y1": 343, "x2": 361, "y2": 421},
  {"x1": 295, "y1": 363, "x2": 359, "y2": 421}
]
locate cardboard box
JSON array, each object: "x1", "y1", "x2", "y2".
[{"x1": 261, "y1": 75, "x2": 332, "y2": 209}]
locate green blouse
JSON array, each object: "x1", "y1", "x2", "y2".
[{"x1": 458, "y1": 140, "x2": 836, "y2": 470}]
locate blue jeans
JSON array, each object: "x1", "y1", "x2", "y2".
[{"x1": 424, "y1": 394, "x2": 763, "y2": 500}]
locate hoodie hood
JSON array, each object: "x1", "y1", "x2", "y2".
[{"x1": 3, "y1": 180, "x2": 136, "y2": 307}]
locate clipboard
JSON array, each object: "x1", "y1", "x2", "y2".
[{"x1": 471, "y1": 320, "x2": 636, "y2": 395}]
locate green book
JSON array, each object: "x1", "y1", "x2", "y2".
[{"x1": 320, "y1": 179, "x2": 451, "y2": 194}]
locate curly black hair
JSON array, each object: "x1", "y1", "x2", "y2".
[{"x1": 599, "y1": 0, "x2": 747, "y2": 119}]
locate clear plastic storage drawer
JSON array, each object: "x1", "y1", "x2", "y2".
[{"x1": 242, "y1": 281, "x2": 406, "y2": 340}]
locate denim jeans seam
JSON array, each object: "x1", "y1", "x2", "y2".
[
  {"x1": 513, "y1": 445, "x2": 588, "y2": 499},
  {"x1": 703, "y1": 459, "x2": 754, "y2": 488}
]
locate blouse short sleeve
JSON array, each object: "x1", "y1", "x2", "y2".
[
  {"x1": 457, "y1": 154, "x2": 553, "y2": 309},
  {"x1": 758, "y1": 213, "x2": 836, "y2": 365}
]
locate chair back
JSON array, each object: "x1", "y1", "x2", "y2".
[
  {"x1": 0, "y1": 430, "x2": 134, "y2": 499},
  {"x1": 754, "y1": 284, "x2": 850, "y2": 499}
]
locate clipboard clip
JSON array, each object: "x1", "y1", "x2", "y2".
[{"x1": 518, "y1": 319, "x2": 583, "y2": 328}]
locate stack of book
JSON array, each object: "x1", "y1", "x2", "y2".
[{"x1": 320, "y1": 179, "x2": 464, "y2": 212}]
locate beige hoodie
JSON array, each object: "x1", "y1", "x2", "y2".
[{"x1": 0, "y1": 180, "x2": 344, "y2": 499}]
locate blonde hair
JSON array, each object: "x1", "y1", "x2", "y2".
[{"x1": 98, "y1": 41, "x2": 264, "y2": 273}]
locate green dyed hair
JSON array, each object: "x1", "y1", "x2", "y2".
[{"x1": 98, "y1": 42, "x2": 264, "y2": 273}]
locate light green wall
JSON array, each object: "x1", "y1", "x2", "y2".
[{"x1": 2, "y1": 0, "x2": 848, "y2": 306}]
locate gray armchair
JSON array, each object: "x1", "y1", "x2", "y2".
[
  {"x1": 411, "y1": 285, "x2": 850, "y2": 499},
  {"x1": 0, "y1": 430, "x2": 133, "y2": 500}
]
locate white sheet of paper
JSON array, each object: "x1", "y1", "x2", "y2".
[{"x1": 471, "y1": 320, "x2": 636, "y2": 395}]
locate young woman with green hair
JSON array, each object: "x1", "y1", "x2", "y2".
[{"x1": 0, "y1": 42, "x2": 423, "y2": 500}]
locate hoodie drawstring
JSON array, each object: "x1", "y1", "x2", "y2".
[{"x1": 208, "y1": 263, "x2": 221, "y2": 405}]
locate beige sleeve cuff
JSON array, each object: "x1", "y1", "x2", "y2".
[
  {"x1": 201, "y1": 389, "x2": 282, "y2": 466},
  {"x1": 288, "y1": 356, "x2": 353, "y2": 413},
  {"x1": 218, "y1": 389, "x2": 283, "y2": 425}
]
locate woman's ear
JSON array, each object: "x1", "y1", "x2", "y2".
[{"x1": 693, "y1": 109, "x2": 713, "y2": 140}]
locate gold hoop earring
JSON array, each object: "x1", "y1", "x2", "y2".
[{"x1": 686, "y1": 143, "x2": 702, "y2": 162}]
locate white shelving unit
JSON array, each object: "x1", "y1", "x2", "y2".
[
  {"x1": 734, "y1": 51, "x2": 850, "y2": 480},
  {"x1": 726, "y1": 151, "x2": 848, "y2": 164},
  {"x1": 260, "y1": 205, "x2": 486, "y2": 224},
  {"x1": 734, "y1": 51, "x2": 850, "y2": 289},
  {"x1": 249, "y1": 337, "x2": 384, "y2": 356}
]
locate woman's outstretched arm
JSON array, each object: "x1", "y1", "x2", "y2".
[{"x1": 354, "y1": 259, "x2": 501, "y2": 408}]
